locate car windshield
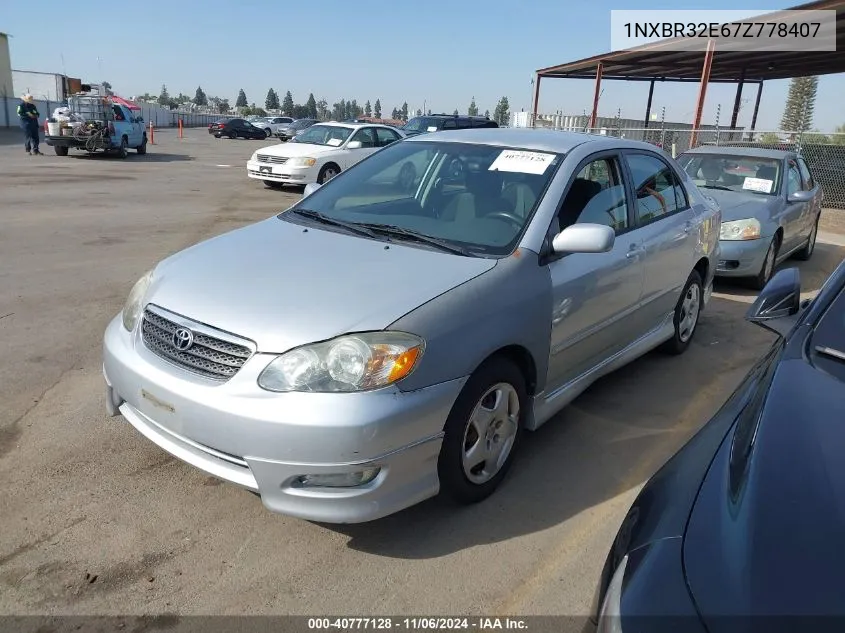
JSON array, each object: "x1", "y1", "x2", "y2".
[
  {"x1": 678, "y1": 153, "x2": 782, "y2": 195},
  {"x1": 292, "y1": 124, "x2": 353, "y2": 146},
  {"x1": 403, "y1": 117, "x2": 443, "y2": 133},
  {"x1": 278, "y1": 140, "x2": 563, "y2": 257}
]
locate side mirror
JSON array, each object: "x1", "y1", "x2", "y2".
[
  {"x1": 745, "y1": 267, "x2": 801, "y2": 337},
  {"x1": 346, "y1": 140, "x2": 363, "y2": 149},
  {"x1": 551, "y1": 224, "x2": 615, "y2": 255},
  {"x1": 788, "y1": 190, "x2": 814, "y2": 203},
  {"x1": 303, "y1": 182, "x2": 322, "y2": 197}
]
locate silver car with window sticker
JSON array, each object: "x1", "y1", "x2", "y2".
[{"x1": 103, "y1": 129, "x2": 720, "y2": 523}]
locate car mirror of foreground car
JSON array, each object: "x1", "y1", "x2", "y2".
[
  {"x1": 746, "y1": 267, "x2": 802, "y2": 337},
  {"x1": 788, "y1": 190, "x2": 815, "y2": 203},
  {"x1": 552, "y1": 223, "x2": 616, "y2": 255},
  {"x1": 303, "y1": 182, "x2": 322, "y2": 197},
  {"x1": 346, "y1": 140, "x2": 363, "y2": 149}
]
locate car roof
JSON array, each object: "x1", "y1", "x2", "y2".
[
  {"x1": 682, "y1": 145, "x2": 795, "y2": 160},
  {"x1": 404, "y1": 128, "x2": 666, "y2": 154},
  {"x1": 316, "y1": 121, "x2": 392, "y2": 131}
]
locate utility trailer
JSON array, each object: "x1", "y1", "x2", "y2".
[{"x1": 45, "y1": 94, "x2": 148, "y2": 158}]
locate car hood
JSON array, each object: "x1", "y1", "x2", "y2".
[
  {"x1": 683, "y1": 357, "x2": 845, "y2": 619},
  {"x1": 256, "y1": 142, "x2": 338, "y2": 157},
  {"x1": 699, "y1": 188, "x2": 778, "y2": 224},
  {"x1": 144, "y1": 216, "x2": 497, "y2": 353}
]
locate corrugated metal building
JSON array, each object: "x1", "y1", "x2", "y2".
[
  {"x1": 0, "y1": 33, "x2": 12, "y2": 99},
  {"x1": 12, "y1": 70, "x2": 74, "y2": 101}
]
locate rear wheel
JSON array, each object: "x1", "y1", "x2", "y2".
[
  {"x1": 264, "y1": 127, "x2": 272, "y2": 136},
  {"x1": 659, "y1": 270, "x2": 703, "y2": 355},
  {"x1": 438, "y1": 357, "x2": 526, "y2": 504},
  {"x1": 793, "y1": 219, "x2": 818, "y2": 261},
  {"x1": 54, "y1": 145, "x2": 69, "y2": 156}
]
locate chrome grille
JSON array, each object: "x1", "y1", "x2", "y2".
[
  {"x1": 257, "y1": 154, "x2": 288, "y2": 164},
  {"x1": 141, "y1": 308, "x2": 253, "y2": 380}
]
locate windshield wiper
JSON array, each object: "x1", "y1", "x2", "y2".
[
  {"x1": 357, "y1": 224, "x2": 473, "y2": 256},
  {"x1": 287, "y1": 209, "x2": 378, "y2": 238},
  {"x1": 815, "y1": 345, "x2": 845, "y2": 364},
  {"x1": 700, "y1": 184, "x2": 734, "y2": 191}
]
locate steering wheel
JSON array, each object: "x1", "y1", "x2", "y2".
[
  {"x1": 485, "y1": 211, "x2": 524, "y2": 229},
  {"x1": 397, "y1": 162, "x2": 417, "y2": 191}
]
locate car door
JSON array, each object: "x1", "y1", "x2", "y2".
[
  {"x1": 796, "y1": 156, "x2": 822, "y2": 234},
  {"x1": 781, "y1": 158, "x2": 808, "y2": 252},
  {"x1": 545, "y1": 153, "x2": 646, "y2": 391},
  {"x1": 340, "y1": 127, "x2": 378, "y2": 168},
  {"x1": 621, "y1": 151, "x2": 698, "y2": 332}
]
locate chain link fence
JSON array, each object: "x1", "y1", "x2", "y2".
[{"x1": 581, "y1": 126, "x2": 845, "y2": 209}]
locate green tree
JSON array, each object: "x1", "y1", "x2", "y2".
[
  {"x1": 316, "y1": 98, "x2": 329, "y2": 120},
  {"x1": 830, "y1": 123, "x2": 845, "y2": 145},
  {"x1": 415, "y1": 109, "x2": 422, "y2": 117},
  {"x1": 802, "y1": 130, "x2": 830, "y2": 144},
  {"x1": 468, "y1": 97, "x2": 478, "y2": 116},
  {"x1": 401, "y1": 102, "x2": 409, "y2": 121},
  {"x1": 484, "y1": 109, "x2": 490, "y2": 118},
  {"x1": 453, "y1": 109, "x2": 459, "y2": 116},
  {"x1": 157, "y1": 84, "x2": 170, "y2": 107},
  {"x1": 236, "y1": 89, "x2": 248, "y2": 108},
  {"x1": 282, "y1": 91, "x2": 295, "y2": 116},
  {"x1": 780, "y1": 76, "x2": 818, "y2": 133},
  {"x1": 193, "y1": 86, "x2": 208, "y2": 106},
  {"x1": 265, "y1": 88, "x2": 280, "y2": 111},
  {"x1": 101, "y1": 81, "x2": 114, "y2": 96},
  {"x1": 306, "y1": 93, "x2": 318, "y2": 119},
  {"x1": 374, "y1": 99, "x2": 382, "y2": 119},
  {"x1": 332, "y1": 100, "x2": 346, "y2": 121},
  {"x1": 175, "y1": 93, "x2": 191, "y2": 105},
  {"x1": 758, "y1": 132, "x2": 782, "y2": 144},
  {"x1": 493, "y1": 96, "x2": 510, "y2": 126},
  {"x1": 217, "y1": 98, "x2": 230, "y2": 114},
  {"x1": 364, "y1": 100, "x2": 372, "y2": 117}
]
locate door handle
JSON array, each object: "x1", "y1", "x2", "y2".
[
  {"x1": 683, "y1": 222, "x2": 693, "y2": 234},
  {"x1": 626, "y1": 245, "x2": 645, "y2": 259}
]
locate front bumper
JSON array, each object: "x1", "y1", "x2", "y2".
[
  {"x1": 246, "y1": 159, "x2": 316, "y2": 185},
  {"x1": 102, "y1": 315, "x2": 466, "y2": 523},
  {"x1": 715, "y1": 237, "x2": 771, "y2": 278}
]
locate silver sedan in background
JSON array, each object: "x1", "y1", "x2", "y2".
[
  {"x1": 678, "y1": 146, "x2": 823, "y2": 289},
  {"x1": 103, "y1": 129, "x2": 720, "y2": 523}
]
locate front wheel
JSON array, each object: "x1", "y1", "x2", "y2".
[
  {"x1": 751, "y1": 236, "x2": 779, "y2": 290},
  {"x1": 54, "y1": 145, "x2": 69, "y2": 156},
  {"x1": 317, "y1": 164, "x2": 340, "y2": 184},
  {"x1": 659, "y1": 269, "x2": 703, "y2": 355},
  {"x1": 136, "y1": 134, "x2": 147, "y2": 154},
  {"x1": 438, "y1": 357, "x2": 526, "y2": 505},
  {"x1": 117, "y1": 137, "x2": 128, "y2": 159}
]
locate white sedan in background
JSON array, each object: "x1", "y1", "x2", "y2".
[{"x1": 247, "y1": 122, "x2": 406, "y2": 189}]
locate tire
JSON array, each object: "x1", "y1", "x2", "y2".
[
  {"x1": 54, "y1": 145, "x2": 69, "y2": 156},
  {"x1": 793, "y1": 219, "x2": 818, "y2": 261},
  {"x1": 438, "y1": 357, "x2": 526, "y2": 505},
  {"x1": 117, "y1": 137, "x2": 128, "y2": 159},
  {"x1": 136, "y1": 134, "x2": 147, "y2": 155},
  {"x1": 264, "y1": 127, "x2": 272, "y2": 136},
  {"x1": 659, "y1": 269, "x2": 703, "y2": 356},
  {"x1": 751, "y1": 236, "x2": 779, "y2": 291},
  {"x1": 317, "y1": 163, "x2": 340, "y2": 184},
  {"x1": 228, "y1": 132, "x2": 237, "y2": 139},
  {"x1": 263, "y1": 180, "x2": 283, "y2": 189}
]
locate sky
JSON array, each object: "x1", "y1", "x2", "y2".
[{"x1": 3, "y1": 0, "x2": 844, "y2": 132}]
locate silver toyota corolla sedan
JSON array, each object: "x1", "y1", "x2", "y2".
[
  {"x1": 103, "y1": 129, "x2": 721, "y2": 523},
  {"x1": 678, "y1": 146, "x2": 823, "y2": 290}
]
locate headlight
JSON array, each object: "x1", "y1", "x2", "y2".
[
  {"x1": 288, "y1": 157, "x2": 317, "y2": 167},
  {"x1": 596, "y1": 554, "x2": 628, "y2": 633},
  {"x1": 257, "y1": 332, "x2": 424, "y2": 393},
  {"x1": 720, "y1": 218, "x2": 761, "y2": 240},
  {"x1": 122, "y1": 269, "x2": 154, "y2": 332}
]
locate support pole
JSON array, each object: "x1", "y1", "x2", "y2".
[
  {"x1": 643, "y1": 79, "x2": 655, "y2": 129},
  {"x1": 750, "y1": 81, "x2": 763, "y2": 132},
  {"x1": 589, "y1": 63, "x2": 603, "y2": 130},
  {"x1": 689, "y1": 40, "x2": 716, "y2": 149},
  {"x1": 178, "y1": 118, "x2": 183, "y2": 139},
  {"x1": 531, "y1": 75, "x2": 541, "y2": 128},
  {"x1": 730, "y1": 69, "x2": 745, "y2": 129},
  {"x1": 149, "y1": 121, "x2": 155, "y2": 145}
]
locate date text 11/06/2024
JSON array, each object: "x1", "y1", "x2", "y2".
[{"x1": 307, "y1": 618, "x2": 529, "y2": 630}]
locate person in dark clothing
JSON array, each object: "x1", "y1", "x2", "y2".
[{"x1": 17, "y1": 94, "x2": 42, "y2": 155}]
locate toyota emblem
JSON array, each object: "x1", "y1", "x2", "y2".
[{"x1": 172, "y1": 327, "x2": 194, "y2": 351}]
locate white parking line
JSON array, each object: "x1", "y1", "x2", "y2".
[{"x1": 215, "y1": 164, "x2": 232, "y2": 168}]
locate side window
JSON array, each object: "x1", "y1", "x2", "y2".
[
  {"x1": 375, "y1": 128, "x2": 399, "y2": 147},
  {"x1": 441, "y1": 119, "x2": 456, "y2": 129},
  {"x1": 624, "y1": 153, "x2": 682, "y2": 224},
  {"x1": 350, "y1": 128, "x2": 376, "y2": 148},
  {"x1": 456, "y1": 117, "x2": 472, "y2": 129},
  {"x1": 786, "y1": 161, "x2": 803, "y2": 196},
  {"x1": 557, "y1": 157, "x2": 629, "y2": 234},
  {"x1": 797, "y1": 158, "x2": 814, "y2": 190}
]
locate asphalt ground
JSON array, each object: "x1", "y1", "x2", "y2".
[{"x1": 1, "y1": 127, "x2": 843, "y2": 618}]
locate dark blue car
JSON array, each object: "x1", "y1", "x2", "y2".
[{"x1": 590, "y1": 258, "x2": 845, "y2": 633}]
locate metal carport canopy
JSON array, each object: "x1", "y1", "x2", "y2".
[{"x1": 532, "y1": 0, "x2": 845, "y2": 136}]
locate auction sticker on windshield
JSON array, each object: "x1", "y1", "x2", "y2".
[
  {"x1": 742, "y1": 177, "x2": 774, "y2": 193},
  {"x1": 489, "y1": 150, "x2": 555, "y2": 174},
  {"x1": 327, "y1": 138, "x2": 343, "y2": 147}
]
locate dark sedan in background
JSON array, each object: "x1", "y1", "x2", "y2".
[
  {"x1": 591, "y1": 258, "x2": 845, "y2": 633},
  {"x1": 208, "y1": 118, "x2": 268, "y2": 140}
]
